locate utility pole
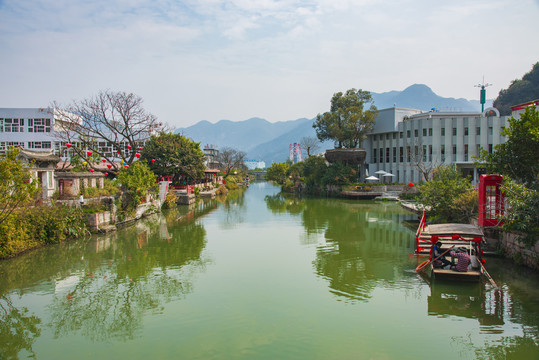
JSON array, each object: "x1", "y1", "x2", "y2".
[{"x1": 475, "y1": 77, "x2": 492, "y2": 112}]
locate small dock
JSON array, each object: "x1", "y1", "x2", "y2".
[{"x1": 341, "y1": 191, "x2": 382, "y2": 200}]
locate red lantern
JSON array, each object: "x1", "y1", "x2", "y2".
[
  {"x1": 87, "y1": 151, "x2": 92, "y2": 156},
  {"x1": 90, "y1": 169, "x2": 95, "y2": 173},
  {"x1": 408, "y1": 182, "x2": 414, "y2": 187},
  {"x1": 66, "y1": 143, "x2": 72, "y2": 148},
  {"x1": 127, "y1": 145, "x2": 132, "y2": 150},
  {"x1": 117, "y1": 150, "x2": 121, "y2": 154},
  {"x1": 124, "y1": 165, "x2": 129, "y2": 169},
  {"x1": 104, "y1": 172, "x2": 108, "y2": 176},
  {"x1": 139, "y1": 147, "x2": 143, "y2": 150},
  {"x1": 107, "y1": 164, "x2": 112, "y2": 169},
  {"x1": 102, "y1": 159, "x2": 106, "y2": 162},
  {"x1": 135, "y1": 153, "x2": 141, "y2": 158},
  {"x1": 151, "y1": 159, "x2": 155, "y2": 163}
]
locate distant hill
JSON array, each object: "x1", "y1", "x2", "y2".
[
  {"x1": 493, "y1": 62, "x2": 539, "y2": 115},
  {"x1": 176, "y1": 84, "x2": 489, "y2": 166},
  {"x1": 371, "y1": 84, "x2": 490, "y2": 112}
]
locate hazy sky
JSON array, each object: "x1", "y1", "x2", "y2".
[{"x1": 1, "y1": 0, "x2": 538, "y2": 128}]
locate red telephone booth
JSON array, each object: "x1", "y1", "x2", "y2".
[{"x1": 478, "y1": 174, "x2": 504, "y2": 227}]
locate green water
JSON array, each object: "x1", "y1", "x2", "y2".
[{"x1": 1, "y1": 182, "x2": 538, "y2": 359}]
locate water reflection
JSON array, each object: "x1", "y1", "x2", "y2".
[
  {"x1": 265, "y1": 194, "x2": 417, "y2": 302},
  {"x1": 0, "y1": 199, "x2": 217, "y2": 354}
]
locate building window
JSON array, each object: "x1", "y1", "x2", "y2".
[
  {"x1": 373, "y1": 148, "x2": 377, "y2": 163},
  {"x1": 441, "y1": 145, "x2": 445, "y2": 162},
  {"x1": 464, "y1": 144, "x2": 468, "y2": 161},
  {"x1": 414, "y1": 129, "x2": 418, "y2": 137},
  {"x1": 422, "y1": 128, "x2": 427, "y2": 136},
  {"x1": 488, "y1": 144, "x2": 493, "y2": 153},
  {"x1": 464, "y1": 127, "x2": 469, "y2": 136},
  {"x1": 422, "y1": 145, "x2": 427, "y2": 162},
  {"x1": 452, "y1": 145, "x2": 457, "y2": 161},
  {"x1": 0, "y1": 141, "x2": 25, "y2": 153},
  {"x1": 441, "y1": 128, "x2": 445, "y2": 136},
  {"x1": 1, "y1": 118, "x2": 25, "y2": 133},
  {"x1": 406, "y1": 146, "x2": 411, "y2": 162},
  {"x1": 428, "y1": 128, "x2": 432, "y2": 136},
  {"x1": 374, "y1": 134, "x2": 377, "y2": 140},
  {"x1": 28, "y1": 118, "x2": 51, "y2": 133},
  {"x1": 407, "y1": 130, "x2": 411, "y2": 138},
  {"x1": 476, "y1": 127, "x2": 481, "y2": 135},
  {"x1": 386, "y1": 133, "x2": 390, "y2": 140},
  {"x1": 399, "y1": 132, "x2": 403, "y2": 139},
  {"x1": 428, "y1": 145, "x2": 432, "y2": 162},
  {"x1": 452, "y1": 127, "x2": 457, "y2": 136},
  {"x1": 399, "y1": 147, "x2": 403, "y2": 162},
  {"x1": 392, "y1": 147, "x2": 396, "y2": 163},
  {"x1": 379, "y1": 148, "x2": 383, "y2": 163},
  {"x1": 489, "y1": 127, "x2": 493, "y2": 135},
  {"x1": 386, "y1": 148, "x2": 390, "y2": 163},
  {"x1": 392, "y1": 133, "x2": 396, "y2": 139},
  {"x1": 28, "y1": 141, "x2": 52, "y2": 149}
]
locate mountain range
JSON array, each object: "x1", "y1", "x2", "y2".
[{"x1": 175, "y1": 84, "x2": 492, "y2": 166}]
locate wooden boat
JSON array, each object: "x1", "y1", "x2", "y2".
[{"x1": 415, "y1": 211, "x2": 485, "y2": 282}]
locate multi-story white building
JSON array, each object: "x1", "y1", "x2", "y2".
[{"x1": 363, "y1": 106, "x2": 508, "y2": 184}]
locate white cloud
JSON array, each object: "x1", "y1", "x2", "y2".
[{"x1": 0, "y1": 0, "x2": 538, "y2": 127}]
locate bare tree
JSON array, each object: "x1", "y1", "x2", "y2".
[
  {"x1": 404, "y1": 138, "x2": 441, "y2": 181},
  {"x1": 53, "y1": 90, "x2": 165, "y2": 171},
  {"x1": 300, "y1": 136, "x2": 320, "y2": 157},
  {"x1": 218, "y1": 147, "x2": 246, "y2": 178}
]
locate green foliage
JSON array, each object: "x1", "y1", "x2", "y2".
[
  {"x1": 81, "y1": 179, "x2": 119, "y2": 198},
  {"x1": 322, "y1": 162, "x2": 356, "y2": 186},
  {"x1": 0, "y1": 205, "x2": 88, "y2": 258},
  {"x1": 161, "y1": 190, "x2": 178, "y2": 209},
  {"x1": 224, "y1": 176, "x2": 239, "y2": 190},
  {"x1": 493, "y1": 62, "x2": 539, "y2": 115},
  {"x1": 418, "y1": 165, "x2": 475, "y2": 223},
  {"x1": 313, "y1": 88, "x2": 377, "y2": 148},
  {"x1": 141, "y1": 132, "x2": 206, "y2": 183},
  {"x1": 476, "y1": 105, "x2": 539, "y2": 188},
  {"x1": 116, "y1": 161, "x2": 157, "y2": 202},
  {"x1": 501, "y1": 180, "x2": 539, "y2": 246},
  {"x1": 265, "y1": 162, "x2": 289, "y2": 184},
  {"x1": 0, "y1": 147, "x2": 40, "y2": 225}
]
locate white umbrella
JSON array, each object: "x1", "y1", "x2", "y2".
[
  {"x1": 366, "y1": 176, "x2": 379, "y2": 181},
  {"x1": 375, "y1": 170, "x2": 387, "y2": 175},
  {"x1": 382, "y1": 173, "x2": 395, "y2": 177}
]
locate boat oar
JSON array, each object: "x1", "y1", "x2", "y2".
[
  {"x1": 416, "y1": 245, "x2": 455, "y2": 272},
  {"x1": 480, "y1": 262, "x2": 499, "y2": 290}
]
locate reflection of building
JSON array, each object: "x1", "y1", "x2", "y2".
[
  {"x1": 244, "y1": 159, "x2": 266, "y2": 170},
  {"x1": 363, "y1": 107, "x2": 509, "y2": 184}
]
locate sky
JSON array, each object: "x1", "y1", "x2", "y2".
[{"x1": 1, "y1": 0, "x2": 538, "y2": 128}]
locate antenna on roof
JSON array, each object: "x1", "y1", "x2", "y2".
[{"x1": 474, "y1": 76, "x2": 492, "y2": 112}]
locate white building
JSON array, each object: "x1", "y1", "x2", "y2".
[
  {"x1": 244, "y1": 159, "x2": 266, "y2": 170},
  {"x1": 363, "y1": 106, "x2": 508, "y2": 184}
]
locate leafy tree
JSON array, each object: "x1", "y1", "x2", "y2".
[
  {"x1": 54, "y1": 90, "x2": 165, "y2": 171},
  {"x1": 265, "y1": 162, "x2": 289, "y2": 184},
  {"x1": 0, "y1": 148, "x2": 40, "y2": 226},
  {"x1": 141, "y1": 132, "x2": 206, "y2": 183},
  {"x1": 302, "y1": 155, "x2": 328, "y2": 193},
  {"x1": 476, "y1": 105, "x2": 539, "y2": 188},
  {"x1": 218, "y1": 147, "x2": 247, "y2": 178},
  {"x1": 418, "y1": 165, "x2": 475, "y2": 223},
  {"x1": 313, "y1": 89, "x2": 377, "y2": 148},
  {"x1": 299, "y1": 136, "x2": 320, "y2": 157},
  {"x1": 493, "y1": 62, "x2": 539, "y2": 115},
  {"x1": 115, "y1": 161, "x2": 157, "y2": 209},
  {"x1": 322, "y1": 162, "x2": 356, "y2": 186},
  {"x1": 501, "y1": 180, "x2": 539, "y2": 245}
]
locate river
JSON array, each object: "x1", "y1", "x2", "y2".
[{"x1": 1, "y1": 182, "x2": 538, "y2": 359}]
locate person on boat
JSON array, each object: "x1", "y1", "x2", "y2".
[
  {"x1": 432, "y1": 241, "x2": 452, "y2": 269},
  {"x1": 450, "y1": 247, "x2": 471, "y2": 272}
]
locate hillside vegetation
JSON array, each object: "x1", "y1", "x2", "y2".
[{"x1": 493, "y1": 62, "x2": 539, "y2": 115}]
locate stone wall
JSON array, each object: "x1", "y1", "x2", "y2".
[{"x1": 483, "y1": 226, "x2": 539, "y2": 270}]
